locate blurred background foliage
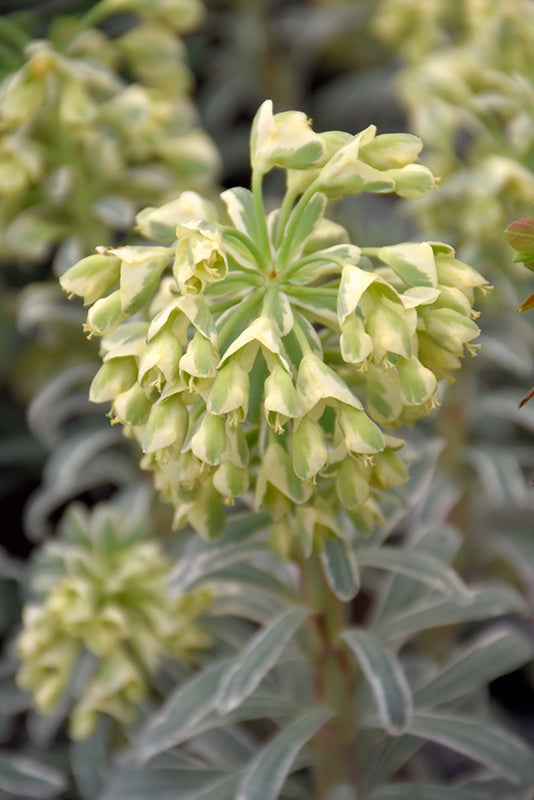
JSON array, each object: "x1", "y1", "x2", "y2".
[{"x1": 0, "y1": 0, "x2": 533, "y2": 797}]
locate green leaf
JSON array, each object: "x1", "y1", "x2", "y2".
[
  {"x1": 136, "y1": 660, "x2": 231, "y2": 764},
  {"x1": 286, "y1": 193, "x2": 327, "y2": 260},
  {"x1": 369, "y1": 783, "x2": 485, "y2": 800},
  {"x1": 320, "y1": 536, "x2": 360, "y2": 601},
  {"x1": 414, "y1": 624, "x2": 534, "y2": 708},
  {"x1": 221, "y1": 187, "x2": 262, "y2": 241},
  {"x1": 236, "y1": 708, "x2": 333, "y2": 800},
  {"x1": 0, "y1": 752, "x2": 66, "y2": 799},
  {"x1": 101, "y1": 766, "x2": 229, "y2": 800},
  {"x1": 70, "y1": 717, "x2": 112, "y2": 800},
  {"x1": 358, "y1": 546, "x2": 469, "y2": 600},
  {"x1": 187, "y1": 775, "x2": 242, "y2": 800},
  {"x1": 169, "y1": 512, "x2": 270, "y2": 592},
  {"x1": 377, "y1": 242, "x2": 437, "y2": 288},
  {"x1": 216, "y1": 606, "x2": 312, "y2": 714},
  {"x1": 341, "y1": 629, "x2": 412, "y2": 734},
  {"x1": 407, "y1": 712, "x2": 534, "y2": 785},
  {"x1": 375, "y1": 584, "x2": 526, "y2": 640}
]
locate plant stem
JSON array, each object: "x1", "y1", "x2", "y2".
[
  {"x1": 299, "y1": 554, "x2": 359, "y2": 797},
  {"x1": 251, "y1": 169, "x2": 273, "y2": 268}
]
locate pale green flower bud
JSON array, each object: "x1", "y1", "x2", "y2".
[
  {"x1": 316, "y1": 126, "x2": 397, "y2": 198},
  {"x1": 365, "y1": 288, "x2": 416, "y2": 361},
  {"x1": 207, "y1": 359, "x2": 250, "y2": 425},
  {"x1": 336, "y1": 456, "x2": 370, "y2": 510},
  {"x1": 397, "y1": 356, "x2": 438, "y2": 406},
  {"x1": 213, "y1": 461, "x2": 249, "y2": 504},
  {"x1": 84, "y1": 290, "x2": 125, "y2": 337},
  {"x1": 107, "y1": 245, "x2": 172, "y2": 316},
  {"x1": 435, "y1": 251, "x2": 490, "y2": 302},
  {"x1": 336, "y1": 404, "x2": 385, "y2": 455},
  {"x1": 89, "y1": 357, "x2": 138, "y2": 403},
  {"x1": 340, "y1": 314, "x2": 373, "y2": 365},
  {"x1": 417, "y1": 331, "x2": 463, "y2": 383},
  {"x1": 286, "y1": 130, "x2": 352, "y2": 195},
  {"x1": 386, "y1": 163, "x2": 437, "y2": 199},
  {"x1": 191, "y1": 412, "x2": 228, "y2": 465},
  {"x1": 158, "y1": 128, "x2": 221, "y2": 180},
  {"x1": 292, "y1": 416, "x2": 328, "y2": 481},
  {"x1": 371, "y1": 446, "x2": 409, "y2": 489},
  {"x1": 255, "y1": 439, "x2": 313, "y2": 509},
  {"x1": 250, "y1": 99, "x2": 326, "y2": 174},
  {"x1": 174, "y1": 220, "x2": 227, "y2": 294},
  {"x1": 264, "y1": 363, "x2": 300, "y2": 432},
  {"x1": 59, "y1": 78, "x2": 97, "y2": 127},
  {"x1": 112, "y1": 382, "x2": 152, "y2": 427},
  {"x1": 135, "y1": 191, "x2": 217, "y2": 243},
  {"x1": 142, "y1": 392, "x2": 188, "y2": 454},
  {"x1": 59, "y1": 253, "x2": 121, "y2": 306},
  {"x1": 138, "y1": 329, "x2": 182, "y2": 392},
  {"x1": 361, "y1": 368, "x2": 404, "y2": 426},
  {"x1": 297, "y1": 353, "x2": 362, "y2": 418},
  {"x1": 421, "y1": 307, "x2": 480, "y2": 356},
  {"x1": 179, "y1": 330, "x2": 219, "y2": 390},
  {"x1": 358, "y1": 132, "x2": 423, "y2": 170}
]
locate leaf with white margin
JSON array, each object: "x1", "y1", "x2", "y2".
[
  {"x1": 337, "y1": 265, "x2": 378, "y2": 324},
  {"x1": 236, "y1": 708, "x2": 333, "y2": 800},
  {"x1": 407, "y1": 712, "x2": 534, "y2": 785},
  {"x1": 286, "y1": 288, "x2": 338, "y2": 328},
  {"x1": 0, "y1": 752, "x2": 66, "y2": 799},
  {"x1": 374, "y1": 584, "x2": 526, "y2": 641},
  {"x1": 357, "y1": 546, "x2": 469, "y2": 601},
  {"x1": 268, "y1": 291, "x2": 294, "y2": 336},
  {"x1": 369, "y1": 783, "x2": 488, "y2": 800},
  {"x1": 320, "y1": 536, "x2": 360, "y2": 601},
  {"x1": 136, "y1": 660, "x2": 231, "y2": 764},
  {"x1": 216, "y1": 606, "x2": 312, "y2": 714},
  {"x1": 285, "y1": 193, "x2": 327, "y2": 261},
  {"x1": 147, "y1": 294, "x2": 217, "y2": 345},
  {"x1": 377, "y1": 243, "x2": 438, "y2": 289},
  {"x1": 399, "y1": 286, "x2": 441, "y2": 308},
  {"x1": 341, "y1": 628, "x2": 412, "y2": 735},
  {"x1": 296, "y1": 353, "x2": 362, "y2": 415},
  {"x1": 219, "y1": 316, "x2": 290, "y2": 371},
  {"x1": 221, "y1": 187, "x2": 261, "y2": 241},
  {"x1": 414, "y1": 624, "x2": 534, "y2": 708}
]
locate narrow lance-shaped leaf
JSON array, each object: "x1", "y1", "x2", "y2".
[
  {"x1": 320, "y1": 536, "x2": 360, "y2": 601},
  {"x1": 408, "y1": 712, "x2": 534, "y2": 786},
  {"x1": 0, "y1": 752, "x2": 66, "y2": 799},
  {"x1": 369, "y1": 784, "x2": 487, "y2": 800},
  {"x1": 341, "y1": 628, "x2": 412, "y2": 734},
  {"x1": 414, "y1": 624, "x2": 534, "y2": 708},
  {"x1": 357, "y1": 546, "x2": 470, "y2": 601},
  {"x1": 216, "y1": 606, "x2": 312, "y2": 714},
  {"x1": 236, "y1": 708, "x2": 333, "y2": 800},
  {"x1": 375, "y1": 584, "x2": 526, "y2": 640},
  {"x1": 136, "y1": 660, "x2": 231, "y2": 764}
]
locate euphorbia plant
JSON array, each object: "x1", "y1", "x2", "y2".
[{"x1": 19, "y1": 100, "x2": 533, "y2": 797}]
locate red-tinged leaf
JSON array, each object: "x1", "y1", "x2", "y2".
[
  {"x1": 519, "y1": 387, "x2": 534, "y2": 409},
  {"x1": 518, "y1": 292, "x2": 534, "y2": 312},
  {"x1": 505, "y1": 218, "x2": 534, "y2": 254}
]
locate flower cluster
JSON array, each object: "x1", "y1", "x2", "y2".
[
  {"x1": 17, "y1": 503, "x2": 211, "y2": 739},
  {"x1": 0, "y1": 0, "x2": 218, "y2": 266},
  {"x1": 374, "y1": 0, "x2": 534, "y2": 261},
  {"x1": 61, "y1": 100, "x2": 488, "y2": 550}
]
